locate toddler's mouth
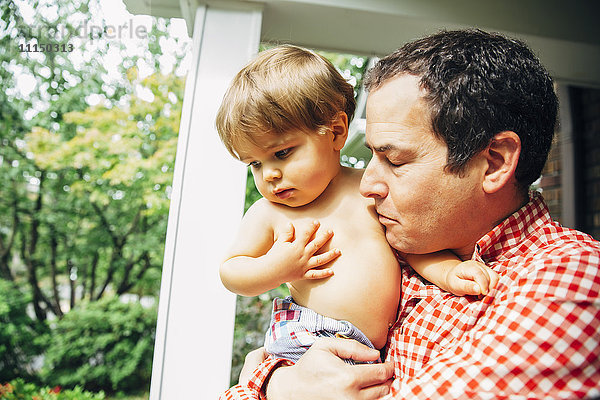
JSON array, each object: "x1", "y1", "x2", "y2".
[{"x1": 274, "y1": 188, "x2": 294, "y2": 200}]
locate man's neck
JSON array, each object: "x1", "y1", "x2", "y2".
[{"x1": 453, "y1": 188, "x2": 529, "y2": 260}]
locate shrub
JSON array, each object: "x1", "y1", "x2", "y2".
[
  {"x1": 0, "y1": 379, "x2": 105, "y2": 400},
  {"x1": 42, "y1": 297, "x2": 156, "y2": 394},
  {"x1": 0, "y1": 279, "x2": 49, "y2": 382}
]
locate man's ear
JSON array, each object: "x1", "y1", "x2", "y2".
[
  {"x1": 330, "y1": 111, "x2": 349, "y2": 151},
  {"x1": 482, "y1": 131, "x2": 521, "y2": 194}
]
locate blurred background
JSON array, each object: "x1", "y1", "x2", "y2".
[{"x1": 0, "y1": 0, "x2": 190, "y2": 397}]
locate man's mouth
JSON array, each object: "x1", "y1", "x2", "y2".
[
  {"x1": 274, "y1": 188, "x2": 294, "y2": 200},
  {"x1": 376, "y1": 211, "x2": 397, "y2": 224}
]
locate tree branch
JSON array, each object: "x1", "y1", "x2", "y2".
[
  {"x1": 90, "y1": 201, "x2": 120, "y2": 247},
  {"x1": 116, "y1": 250, "x2": 149, "y2": 294},
  {"x1": 95, "y1": 247, "x2": 119, "y2": 300},
  {"x1": 27, "y1": 170, "x2": 45, "y2": 257},
  {"x1": 89, "y1": 251, "x2": 99, "y2": 300},
  {"x1": 0, "y1": 186, "x2": 18, "y2": 281},
  {"x1": 49, "y1": 225, "x2": 64, "y2": 318},
  {"x1": 19, "y1": 229, "x2": 48, "y2": 321}
]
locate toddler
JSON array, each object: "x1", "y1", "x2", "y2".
[{"x1": 215, "y1": 45, "x2": 498, "y2": 363}]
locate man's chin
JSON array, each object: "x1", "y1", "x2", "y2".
[
  {"x1": 385, "y1": 230, "x2": 412, "y2": 253},
  {"x1": 385, "y1": 231, "x2": 433, "y2": 255}
]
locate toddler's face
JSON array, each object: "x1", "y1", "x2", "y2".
[{"x1": 237, "y1": 130, "x2": 341, "y2": 207}]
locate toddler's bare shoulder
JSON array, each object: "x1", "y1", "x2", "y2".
[{"x1": 243, "y1": 198, "x2": 281, "y2": 224}]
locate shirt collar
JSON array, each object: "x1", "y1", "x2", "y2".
[{"x1": 473, "y1": 191, "x2": 551, "y2": 264}]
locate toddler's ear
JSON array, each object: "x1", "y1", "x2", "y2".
[{"x1": 331, "y1": 111, "x2": 348, "y2": 151}]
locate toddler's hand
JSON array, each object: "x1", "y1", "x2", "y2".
[
  {"x1": 445, "y1": 260, "x2": 499, "y2": 296},
  {"x1": 270, "y1": 220, "x2": 340, "y2": 281}
]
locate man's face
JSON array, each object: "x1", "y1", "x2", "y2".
[{"x1": 360, "y1": 74, "x2": 484, "y2": 257}]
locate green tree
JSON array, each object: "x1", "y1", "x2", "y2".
[
  {"x1": 0, "y1": 279, "x2": 48, "y2": 382},
  {"x1": 22, "y1": 69, "x2": 183, "y2": 309},
  {"x1": 41, "y1": 296, "x2": 157, "y2": 393},
  {"x1": 1, "y1": 0, "x2": 110, "y2": 320},
  {"x1": 0, "y1": 0, "x2": 189, "y2": 322}
]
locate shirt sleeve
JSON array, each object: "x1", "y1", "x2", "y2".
[
  {"x1": 382, "y1": 294, "x2": 600, "y2": 399},
  {"x1": 219, "y1": 358, "x2": 291, "y2": 400}
]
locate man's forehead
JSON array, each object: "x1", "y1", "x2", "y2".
[
  {"x1": 364, "y1": 74, "x2": 436, "y2": 151},
  {"x1": 366, "y1": 81, "x2": 429, "y2": 127},
  {"x1": 364, "y1": 119, "x2": 444, "y2": 154},
  {"x1": 365, "y1": 131, "x2": 411, "y2": 150},
  {"x1": 367, "y1": 75, "x2": 423, "y2": 108}
]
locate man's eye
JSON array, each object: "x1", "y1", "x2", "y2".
[
  {"x1": 387, "y1": 159, "x2": 404, "y2": 167},
  {"x1": 248, "y1": 161, "x2": 261, "y2": 168},
  {"x1": 275, "y1": 148, "x2": 292, "y2": 159}
]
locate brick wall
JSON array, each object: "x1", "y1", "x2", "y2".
[
  {"x1": 540, "y1": 86, "x2": 600, "y2": 239},
  {"x1": 577, "y1": 87, "x2": 600, "y2": 239},
  {"x1": 540, "y1": 130, "x2": 562, "y2": 223}
]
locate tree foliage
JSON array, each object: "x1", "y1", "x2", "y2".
[
  {"x1": 0, "y1": 0, "x2": 189, "y2": 323},
  {"x1": 41, "y1": 296, "x2": 157, "y2": 393},
  {"x1": 21, "y1": 69, "x2": 183, "y2": 308},
  {"x1": 0, "y1": 280, "x2": 49, "y2": 382}
]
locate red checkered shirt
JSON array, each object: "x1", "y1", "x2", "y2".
[{"x1": 220, "y1": 193, "x2": 600, "y2": 399}]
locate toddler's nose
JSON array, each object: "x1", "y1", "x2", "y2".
[{"x1": 264, "y1": 167, "x2": 282, "y2": 181}]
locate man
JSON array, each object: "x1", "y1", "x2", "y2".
[{"x1": 221, "y1": 29, "x2": 600, "y2": 399}]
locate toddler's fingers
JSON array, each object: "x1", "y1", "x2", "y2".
[
  {"x1": 276, "y1": 222, "x2": 295, "y2": 243},
  {"x1": 303, "y1": 267, "x2": 334, "y2": 280},
  {"x1": 306, "y1": 248, "x2": 341, "y2": 269},
  {"x1": 488, "y1": 270, "x2": 500, "y2": 291},
  {"x1": 299, "y1": 220, "x2": 321, "y2": 245},
  {"x1": 453, "y1": 279, "x2": 482, "y2": 296},
  {"x1": 456, "y1": 265, "x2": 489, "y2": 295},
  {"x1": 307, "y1": 228, "x2": 334, "y2": 255},
  {"x1": 471, "y1": 271, "x2": 491, "y2": 296}
]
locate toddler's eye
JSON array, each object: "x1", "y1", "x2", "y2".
[
  {"x1": 275, "y1": 148, "x2": 292, "y2": 159},
  {"x1": 248, "y1": 161, "x2": 261, "y2": 168}
]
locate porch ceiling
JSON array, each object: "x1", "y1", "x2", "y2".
[{"x1": 123, "y1": 0, "x2": 600, "y2": 86}]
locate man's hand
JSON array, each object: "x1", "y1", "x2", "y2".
[
  {"x1": 445, "y1": 260, "x2": 499, "y2": 296},
  {"x1": 239, "y1": 347, "x2": 268, "y2": 384},
  {"x1": 266, "y1": 338, "x2": 394, "y2": 400},
  {"x1": 269, "y1": 221, "x2": 341, "y2": 281}
]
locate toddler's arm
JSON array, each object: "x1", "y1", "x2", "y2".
[
  {"x1": 220, "y1": 201, "x2": 340, "y2": 297},
  {"x1": 404, "y1": 251, "x2": 499, "y2": 296}
]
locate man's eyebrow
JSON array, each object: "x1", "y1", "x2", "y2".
[{"x1": 364, "y1": 142, "x2": 396, "y2": 153}]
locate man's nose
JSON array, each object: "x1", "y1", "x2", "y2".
[
  {"x1": 360, "y1": 161, "x2": 388, "y2": 199},
  {"x1": 263, "y1": 166, "x2": 282, "y2": 182}
]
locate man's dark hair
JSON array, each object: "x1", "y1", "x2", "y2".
[{"x1": 365, "y1": 29, "x2": 558, "y2": 190}]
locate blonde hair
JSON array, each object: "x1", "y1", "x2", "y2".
[{"x1": 215, "y1": 45, "x2": 356, "y2": 158}]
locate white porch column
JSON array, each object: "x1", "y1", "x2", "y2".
[{"x1": 150, "y1": 4, "x2": 262, "y2": 399}]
